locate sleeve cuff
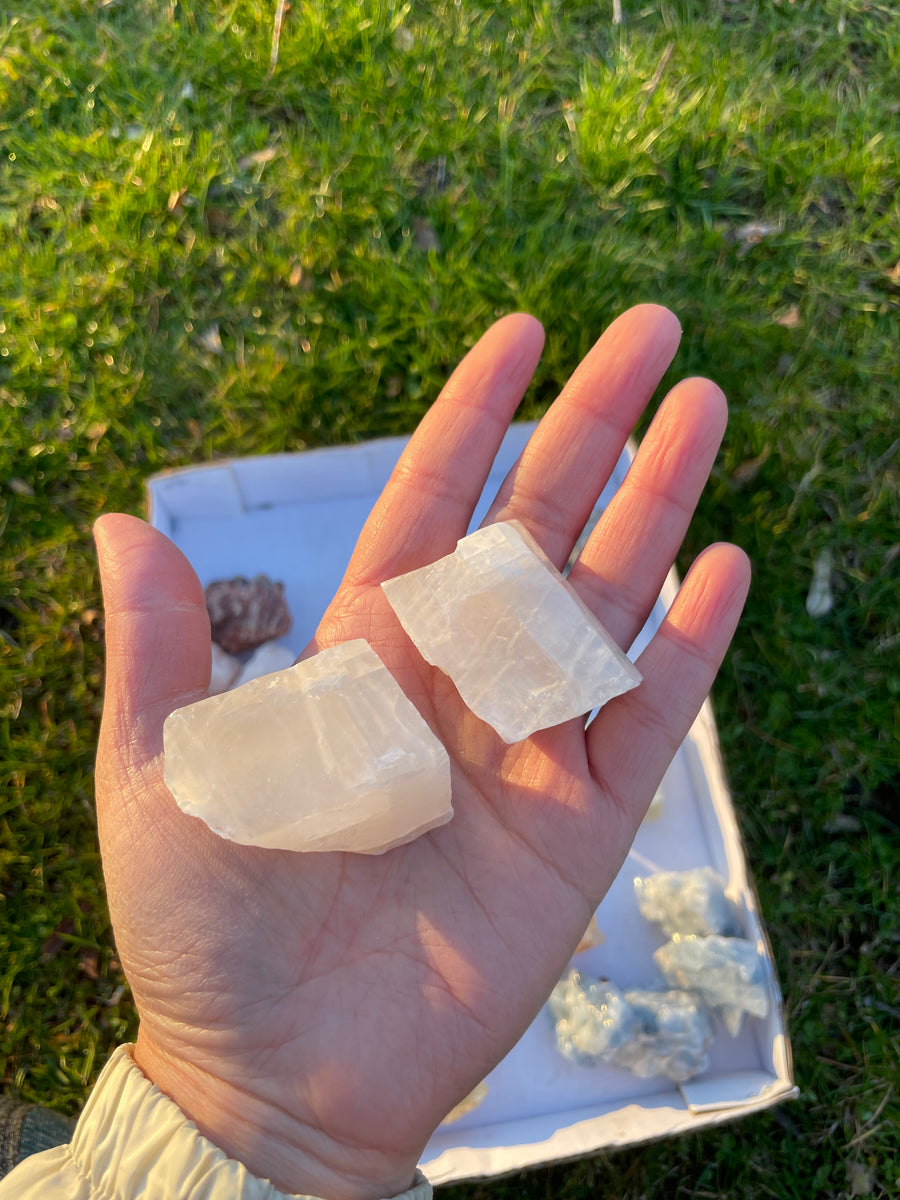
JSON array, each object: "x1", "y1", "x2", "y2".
[{"x1": 62, "y1": 1044, "x2": 432, "y2": 1200}]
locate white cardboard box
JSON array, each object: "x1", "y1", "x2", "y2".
[{"x1": 147, "y1": 424, "x2": 796, "y2": 1185}]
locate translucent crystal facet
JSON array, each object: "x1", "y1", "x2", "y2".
[
  {"x1": 634, "y1": 868, "x2": 743, "y2": 939},
  {"x1": 381, "y1": 520, "x2": 642, "y2": 743},
  {"x1": 163, "y1": 639, "x2": 452, "y2": 854},
  {"x1": 654, "y1": 935, "x2": 769, "y2": 1035}
]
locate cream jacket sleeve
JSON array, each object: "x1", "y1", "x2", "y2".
[{"x1": 0, "y1": 1045, "x2": 432, "y2": 1200}]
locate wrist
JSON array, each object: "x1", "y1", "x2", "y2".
[{"x1": 134, "y1": 1031, "x2": 424, "y2": 1200}]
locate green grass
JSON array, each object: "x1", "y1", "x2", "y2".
[{"x1": 2, "y1": 0, "x2": 897, "y2": 1195}]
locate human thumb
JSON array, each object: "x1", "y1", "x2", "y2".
[{"x1": 93, "y1": 514, "x2": 210, "y2": 826}]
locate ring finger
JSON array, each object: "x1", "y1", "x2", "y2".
[{"x1": 567, "y1": 375, "x2": 728, "y2": 651}]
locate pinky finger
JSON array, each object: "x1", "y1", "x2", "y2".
[{"x1": 586, "y1": 543, "x2": 751, "y2": 826}]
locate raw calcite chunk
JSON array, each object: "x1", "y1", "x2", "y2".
[
  {"x1": 163, "y1": 640, "x2": 452, "y2": 854},
  {"x1": 381, "y1": 520, "x2": 642, "y2": 743}
]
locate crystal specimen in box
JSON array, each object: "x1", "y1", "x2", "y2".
[
  {"x1": 549, "y1": 971, "x2": 638, "y2": 1066},
  {"x1": 618, "y1": 988, "x2": 712, "y2": 1082},
  {"x1": 654, "y1": 935, "x2": 769, "y2": 1035},
  {"x1": 440, "y1": 1080, "x2": 488, "y2": 1125},
  {"x1": 231, "y1": 640, "x2": 297, "y2": 689},
  {"x1": 163, "y1": 639, "x2": 452, "y2": 854},
  {"x1": 549, "y1": 970, "x2": 712, "y2": 1082},
  {"x1": 205, "y1": 574, "x2": 292, "y2": 654},
  {"x1": 640, "y1": 783, "x2": 665, "y2": 824},
  {"x1": 634, "y1": 867, "x2": 743, "y2": 939},
  {"x1": 209, "y1": 643, "x2": 241, "y2": 695},
  {"x1": 381, "y1": 520, "x2": 641, "y2": 743},
  {"x1": 574, "y1": 914, "x2": 605, "y2": 955}
]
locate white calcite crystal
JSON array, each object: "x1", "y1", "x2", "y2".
[
  {"x1": 634, "y1": 868, "x2": 743, "y2": 939},
  {"x1": 381, "y1": 520, "x2": 641, "y2": 743},
  {"x1": 163, "y1": 639, "x2": 452, "y2": 854},
  {"x1": 654, "y1": 935, "x2": 769, "y2": 1036}
]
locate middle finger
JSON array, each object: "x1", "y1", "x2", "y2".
[
  {"x1": 567, "y1": 375, "x2": 728, "y2": 651},
  {"x1": 480, "y1": 303, "x2": 682, "y2": 567}
]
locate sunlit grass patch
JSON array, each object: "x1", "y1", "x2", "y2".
[{"x1": 1, "y1": 0, "x2": 897, "y2": 1194}]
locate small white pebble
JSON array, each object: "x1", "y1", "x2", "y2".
[{"x1": 806, "y1": 549, "x2": 834, "y2": 617}]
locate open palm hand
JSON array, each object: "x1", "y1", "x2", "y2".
[{"x1": 94, "y1": 305, "x2": 750, "y2": 1200}]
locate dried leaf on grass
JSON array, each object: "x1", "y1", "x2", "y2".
[
  {"x1": 732, "y1": 219, "x2": 783, "y2": 256},
  {"x1": 167, "y1": 188, "x2": 191, "y2": 213},
  {"x1": 806, "y1": 549, "x2": 834, "y2": 618},
  {"x1": 732, "y1": 447, "x2": 771, "y2": 485},
  {"x1": 197, "y1": 325, "x2": 225, "y2": 355},
  {"x1": 237, "y1": 146, "x2": 278, "y2": 171},
  {"x1": 413, "y1": 217, "x2": 441, "y2": 253},
  {"x1": 775, "y1": 304, "x2": 801, "y2": 328}
]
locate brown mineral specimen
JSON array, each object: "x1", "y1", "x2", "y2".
[{"x1": 205, "y1": 574, "x2": 292, "y2": 654}]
